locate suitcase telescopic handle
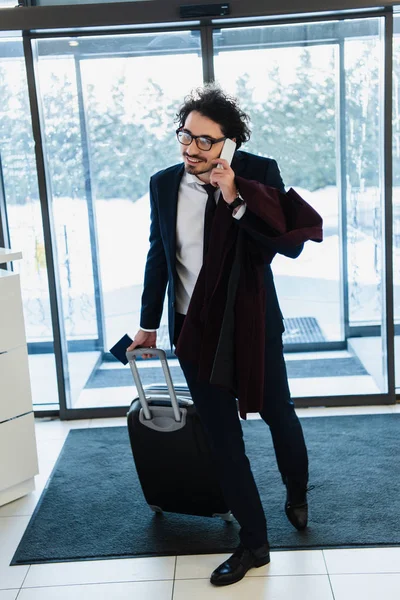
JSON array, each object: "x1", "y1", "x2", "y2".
[{"x1": 126, "y1": 348, "x2": 181, "y2": 422}]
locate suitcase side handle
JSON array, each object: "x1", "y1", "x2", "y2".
[{"x1": 126, "y1": 348, "x2": 181, "y2": 422}]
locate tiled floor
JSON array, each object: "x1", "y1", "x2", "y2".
[{"x1": 1, "y1": 406, "x2": 399, "y2": 599}]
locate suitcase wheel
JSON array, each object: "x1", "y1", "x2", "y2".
[
  {"x1": 149, "y1": 505, "x2": 163, "y2": 514},
  {"x1": 213, "y1": 511, "x2": 234, "y2": 522}
]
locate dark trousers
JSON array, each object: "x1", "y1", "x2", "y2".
[{"x1": 173, "y1": 312, "x2": 308, "y2": 549}]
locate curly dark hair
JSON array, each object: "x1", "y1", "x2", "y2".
[{"x1": 175, "y1": 84, "x2": 251, "y2": 149}]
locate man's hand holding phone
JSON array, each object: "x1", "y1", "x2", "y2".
[
  {"x1": 210, "y1": 138, "x2": 238, "y2": 204},
  {"x1": 126, "y1": 330, "x2": 157, "y2": 360}
]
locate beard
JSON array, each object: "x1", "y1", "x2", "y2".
[
  {"x1": 183, "y1": 153, "x2": 211, "y2": 175},
  {"x1": 184, "y1": 163, "x2": 210, "y2": 175}
]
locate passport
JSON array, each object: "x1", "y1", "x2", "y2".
[{"x1": 109, "y1": 333, "x2": 134, "y2": 365}]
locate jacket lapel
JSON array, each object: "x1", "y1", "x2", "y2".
[
  {"x1": 231, "y1": 151, "x2": 248, "y2": 178},
  {"x1": 158, "y1": 164, "x2": 185, "y2": 267}
]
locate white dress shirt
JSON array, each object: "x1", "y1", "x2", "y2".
[{"x1": 141, "y1": 170, "x2": 246, "y2": 331}]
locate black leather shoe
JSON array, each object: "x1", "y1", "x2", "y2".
[
  {"x1": 284, "y1": 478, "x2": 310, "y2": 531},
  {"x1": 210, "y1": 543, "x2": 270, "y2": 586}
]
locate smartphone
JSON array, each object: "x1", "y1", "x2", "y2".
[
  {"x1": 217, "y1": 138, "x2": 236, "y2": 168},
  {"x1": 109, "y1": 333, "x2": 133, "y2": 365}
]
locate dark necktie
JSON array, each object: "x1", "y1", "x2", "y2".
[{"x1": 203, "y1": 183, "x2": 217, "y2": 261}]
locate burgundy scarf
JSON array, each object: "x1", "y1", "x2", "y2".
[{"x1": 175, "y1": 178, "x2": 323, "y2": 418}]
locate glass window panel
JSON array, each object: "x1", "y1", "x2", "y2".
[
  {"x1": 345, "y1": 35, "x2": 381, "y2": 326},
  {"x1": 214, "y1": 18, "x2": 386, "y2": 398},
  {"x1": 0, "y1": 34, "x2": 58, "y2": 410},
  {"x1": 214, "y1": 24, "x2": 342, "y2": 345},
  {"x1": 36, "y1": 31, "x2": 203, "y2": 409},
  {"x1": 393, "y1": 14, "x2": 400, "y2": 391},
  {"x1": 343, "y1": 21, "x2": 385, "y2": 394}
]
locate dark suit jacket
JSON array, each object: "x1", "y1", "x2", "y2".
[{"x1": 140, "y1": 150, "x2": 300, "y2": 347}]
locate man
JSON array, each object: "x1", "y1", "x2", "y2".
[{"x1": 128, "y1": 85, "x2": 322, "y2": 586}]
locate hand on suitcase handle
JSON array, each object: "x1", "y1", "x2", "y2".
[
  {"x1": 126, "y1": 330, "x2": 157, "y2": 359},
  {"x1": 126, "y1": 347, "x2": 164, "y2": 360}
]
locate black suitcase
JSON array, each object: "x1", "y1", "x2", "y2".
[{"x1": 126, "y1": 347, "x2": 232, "y2": 520}]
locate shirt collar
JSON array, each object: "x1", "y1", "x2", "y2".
[
  {"x1": 184, "y1": 171, "x2": 209, "y2": 187},
  {"x1": 183, "y1": 170, "x2": 221, "y2": 201}
]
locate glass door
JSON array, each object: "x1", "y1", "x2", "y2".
[
  {"x1": 14, "y1": 14, "x2": 391, "y2": 415},
  {"x1": 33, "y1": 30, "x2": 203, "y2": 411},
  {"x1": 213, "y1": 17, "x2": 387, "y2": 399}
]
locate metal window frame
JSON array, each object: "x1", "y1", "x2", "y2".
[
  {"x1": 73, "y1": 52, "x2": 106, "y2": 353},
  {"x1": 0, "y1": 153, "x2": 11, "y2": 262},
  {"x1": 23, "y1": 34, "x2": 72, "y2": 419},
  {"x1": 337, "y1": 37, "x2": 348, "y2": 341},
  {"x1": 381, "y1": 12, "x2": 396, "y2": 398},
  {"x1": 0, "y1": 1, "x2": 395, "y2": 32}
]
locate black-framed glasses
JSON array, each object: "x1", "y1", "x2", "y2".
[{"x1": 176, "y1": 128, "x2": 226, "y2": 151}]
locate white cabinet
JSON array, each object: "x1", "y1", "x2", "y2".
[
  {"x1": 0, "y1": 272, "x2": 27, "y2": 352},
  {"x1": 0, "y1": 248, "x2": 39, "y2": 507}
]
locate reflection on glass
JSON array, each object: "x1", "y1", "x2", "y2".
[
  {"x1": 214, "y1": 19, "x2": 386, "y2": 397},
  {"x1": 36, "y1": 31, "x2": 203, "y2": 409},
  {"x1": 0, "y1": 35, "x2": 58, "y2": 409}
]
